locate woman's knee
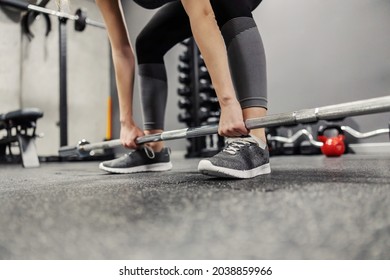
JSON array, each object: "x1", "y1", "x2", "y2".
[{"x1": 135, "y1": 28, "x2": 163, "y2": 64}]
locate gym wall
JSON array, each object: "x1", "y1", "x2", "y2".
[
  {"x1": 0, "y1": 0, "x2": 110, "y2": 155},
  {"x1": 0, "y1": 3, "x2": 21, "y2": 114}
]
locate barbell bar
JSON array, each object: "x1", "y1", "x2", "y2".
[
  {"x1": 58, "y1": 95, "x2": 390, "y2": 158},
  {"x1": 0, "y1": 0, "x2": 105, "y2": 30}
]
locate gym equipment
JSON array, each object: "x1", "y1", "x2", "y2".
[
  {"x1": 318, "y1": 125, "x2": 346, "y2": 157},
  {"x1": 0, "y1": 0, "x2": 106, "y2": 148},
  {"x1": 177, "y1": 38, "x2": 224, "y2": 157},
  {"x1": 178, "y1": 94, "x2": 218, "y2": 111},
  {"x1": 267, "y1": 129, "x2": 323, "y2": 151},
  {"x1": 21, "y1": 0, "x2": 52, "y2": 41},
  {"x1": 319, "y1": 124, "x2": 390, "y2": 157},
  {"x1": 328, "y1": 124, "x2": 390, "y2": 156},
  {"x1": 267, "y1": 121, "x2": 342, "y2": 156},
  {"x1": 177, "y1": 87, "x2": 191, "y2": 97},
  {"x1": 0, "y1": 0, "x2": 105, "y2": 148},
  {"x1": 177, "y1": 38, "x2": 207, "y2": 157},
  {"x1": 178, "y1": 64, "x2": 190, "y2": 74},
  {"x1": 178, "y1": 74, "x2": 191, "y2": 85},
  {"x1": 267, "y1": 122, "x2": 389, "y2": 157},
  {"x1": 0, "y1": 108, "x2": 43, "y2": 167},
  {"x1": 178, "y1": 108, "x2": 220, "y2": 125},
  {"x1": 0, "y1": 0, "x2": 105, "y2": 31},
  {"x1": 341, "y1": 125, "x2": 389, "y2": 140},
  {"x1": 59, "y1": 95, "x2": 390, "y2": 158},
  {"x1": 179, "y1": 52, "x2": 190, "y2": 64}
]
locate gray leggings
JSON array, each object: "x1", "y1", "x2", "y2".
[{"x1": 135, "y1": 0, "x2": 266, "y2": 130}]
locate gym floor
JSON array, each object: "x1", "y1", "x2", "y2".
[{"x1": 0, "y1": 153, "x2": 389, "y2": 260}]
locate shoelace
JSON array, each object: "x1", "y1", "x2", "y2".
[
  {"x1": 127, "y1": 146, "x2": 156, "y2": 159},
  {"x1": 223, "y1": 137, "x2": 257, "y2": 155},
  {"x1": 144, "y1": 146, "x2": 156, "y2": 159}
]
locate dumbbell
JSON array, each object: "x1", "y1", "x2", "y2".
[
  {"x1": 178, "y1": 74, "x2": 191, "y2": 85},
  {"x1": 178, "y1": 112, "x2": 193, "y2": 126},
  {"x1": 178, "y1": 93, "x2": 219, "y2": 109},
  {"x1": 178, "y1": 64, "x2": 190, "y2": 74},
  {"x1": 199, "y1": 69, "x2": 211, "y2": 82},
  {"x1": 178, "y1": 107, "x2": 219, "y2": 125},
  {"x1": 178, "y1": 97, "x2": 192, "y2": 110},
  {"x1": 179, "y1": 52, "x2": 190, "y2": 64},
  {"x1": 198, "y1": 93, "x2": 219, "y2": 112},
  {"x1": 178, "y1": 110, "x2": 209, "y2": 125},
  {"x1": 177, "y1": 87, "x2": 191, "y2": 97},
  {"x1": 180, "y1": 39, "x2": 191, "y2": 47}
]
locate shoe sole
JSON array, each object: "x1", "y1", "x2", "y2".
[
  {"x1": 198, "y1": 160, "x2": 271, "y2": 179},
  {"x1": 99, "y1": 162, "x2": 173, "y2": 174}
]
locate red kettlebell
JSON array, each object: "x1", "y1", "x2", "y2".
[{"x1": 317, "y1": 125, "x2": 346, "y2": 157}]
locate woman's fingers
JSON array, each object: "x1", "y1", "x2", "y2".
[{"x1": 219, "y1": 122, "x2": 249, "y2": 137}]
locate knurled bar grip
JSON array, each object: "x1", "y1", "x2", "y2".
[{"x1": 62, "y1": 95, "x2": 390, "y2": 156}]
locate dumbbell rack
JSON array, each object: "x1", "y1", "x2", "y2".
[{"x1": 177, "y1": 38, "x2": 224, "y2": 158}]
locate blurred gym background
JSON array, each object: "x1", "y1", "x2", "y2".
[{"x1": 1, "y1": 0, "x2": 389, "y2": 156}]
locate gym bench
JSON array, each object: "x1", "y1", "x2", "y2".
[{"x1": 0, "y1": 108, "x2": 43, "y2": 168}]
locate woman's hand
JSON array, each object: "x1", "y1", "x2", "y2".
[
  {"x1": 218, "y1": 99, "x2": 249, "y2": 137},
  {"x1": 120, "y1": 120, "x2": 145, "y2": 150}
]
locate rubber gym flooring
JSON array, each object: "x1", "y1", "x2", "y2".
[{"x1": 0, "y1": 153, "x2": 389, "y2": 260}]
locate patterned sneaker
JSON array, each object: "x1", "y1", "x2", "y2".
[
  {"x1": 99, "y1": 147, "x2": 172, "y2": 174},
  {"x1": 198, "y1": 135, "x2": 271, "y2": 179}
]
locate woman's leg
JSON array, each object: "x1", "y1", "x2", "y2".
[
  {"x1": 135, "y1": 2, "x2": 192, "y2": 151},
  {"x1": 211, "y1": 0, "x2": 267, "y2": 143},
  {"x1": 181, "y1": 0, "x2": 270, "y2": 178},
  {"x1": 181, "y1": 0, "x2": 248, "y2": 138}
]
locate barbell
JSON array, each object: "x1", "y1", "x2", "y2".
[{"x1": 59, "y1": 95, "x2": 390, "y2": 158}]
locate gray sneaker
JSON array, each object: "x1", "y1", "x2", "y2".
[
  {"x1": 198, "y1": 135, "x2": 271, "y2": 179},
  {"x1": 99, "y1": 147, "x2": 172, "y2": 174}
]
